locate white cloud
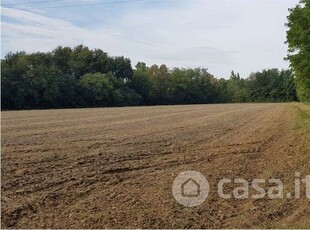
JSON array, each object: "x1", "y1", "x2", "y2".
[
  {"x1": 1, "y1": 0, "x2": 300, "y2": 78},
  {"x1": 1, "y1": 7, "x2": 125, "y2": 55}
]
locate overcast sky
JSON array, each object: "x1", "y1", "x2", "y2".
[{"x1": 1, "y1": 0, "x2": 300, "y2": 78}]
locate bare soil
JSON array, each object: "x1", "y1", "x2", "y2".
[{"x1": 1, "y1": 103, "x2": 310, "y2": 228}]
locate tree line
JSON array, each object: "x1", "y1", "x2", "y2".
[
  {"x1": 2, "y1": 0, "x2": 309, "y2": 110},
  {"x1": 1, "y1": 45, "x2": 297, "y2": 110}
]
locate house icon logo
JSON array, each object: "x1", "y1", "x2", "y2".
[
  {"x1": 181, "y1": 178, "x2": 201, "y2": 197},
  {"x1": 172, "y1": 170, "x2": 209, "y2": 207}
]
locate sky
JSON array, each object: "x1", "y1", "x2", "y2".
[{"x1": 1, "y1": 0, "x2": 300, "y2": 78}]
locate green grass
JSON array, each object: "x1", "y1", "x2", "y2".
[
  {"x1": 294, "y1": 105, "x2": 310, "y2": 170},
  {"x1": 294, "y1": 105, "x2": 310, "y2": 131}
]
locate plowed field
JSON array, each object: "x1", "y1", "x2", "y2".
[{"x1": 1, "y1": 103, "x2": 310, "y2": 228}]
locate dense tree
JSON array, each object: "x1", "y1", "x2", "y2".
[
  {"x1": 135, "y1": 62, "x2": 148, "y2": 72},
  {"x1": 169, "y1": 68, "x2": 217, "y2": 104},
  {"x1": 247, "y1": 69, "x2": 297, "y2": 102},
  {"x1": 282, "y1": 70, "x2": 298, "y2": 101},
  {"x1": 56, "y1": 73, "x2": 80, "y2": 108},
  {"x1": 1, "y1": 45, "x2": 298, "y2": 110},
  {"x1": 80, "y1": 72, "x2": 114, "y2": 106},
  {"x1": 227, "y1": 71, "x2": 249, "y2": 102},
  {"x1": 286, "y1": 0, "x2": 310, "y2": 102},
  {"x1": 90, "y1": 49, "x2": 111, "y2": 74},
  {"x1": 146, "y1": 64, "x2": 171, "y2": 104},
  {"x1": 214, "y1": 79, "x2": 231, "y2": 103},
  {"x1": 52, "y1": 46, "x2": 73, "y2": 74},
  {"x1": 111, "y1": 56, "x2": 133, "y2": 81},
  {"x1": 129, "y1": 70, "x2": 153, "y2": 104},
  {"x1": 23, "y1": 66, "x2": 62, "y2": 108},
  {"x1": 2, "y1": 52, "x2": 30, "y2": 109},
  {"x1": 70, "y1": 45, "x2": 94, "y2": 77}
]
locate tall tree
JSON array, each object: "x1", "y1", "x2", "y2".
[
  {"x1": 79, "y1": 72, "x2": 114, "y2": 106},
  {"x1": 71, "y1": 45, "x2": 94, "y2": 78},
  {"x1": 1, "y1": 52, "x2": 29, "y2": 109},
  {"x1": 129, "y1": 70, "x2": 153, "y2": 104},
  {"x1": 111, "y1": 56, "x2": 133, "y2": 81},
  {"x1": 52, "y1": 46, "x2": 73, "y2": 74},
  {"x1": 286, "y1": 0, "x2": 310, "y2": 102},
  {"x1": 1, "y1": 45, "x2": 299, "y2": 110},
  {"x1": 135, "y1": 62, "x2": 148, "y2": 72}
]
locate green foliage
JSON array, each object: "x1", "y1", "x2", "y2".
[
  {"x1": 24, "y1": 66, "x2": 62, "y2": 108},
  {"x1": 129, "y1": 70, "x2": 153, "y2": 104},
  {"x1": 135, "y1": 62, "x2": 148, "y2": 72},
  {"x1": 295, "y1": 105, "x2": 310, "y2": 131},
  {"x1": 169, "y1": 68, "x2": 217, "y2": 104},
  {"x1": 1, "y1": 52, "x2": 29, "y2": 109},
  {"x1": 286, "y1": 0, "x2": 310, "y2": 102},
  {"x1": 147, "y1": 64, "x2": 171, "y2": 104},
  {"x1": 111, "y1": 56, "x2": 133, "y2": 80},
  {"x1": 227, "y1": 71, "x2": 249, "y2": 102},
  {"x1": 1, "y1": 45, "x2": 299, "y2": 110},
  {"x1": 80, "y1": 72, "x2": 114, "y2": 106},
  {"x1": 1, "y1": 45, "x2": 135, "y2": 109},
  {"x1": 247, "y1": 69, "x2": 297, "y2": 102}
]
